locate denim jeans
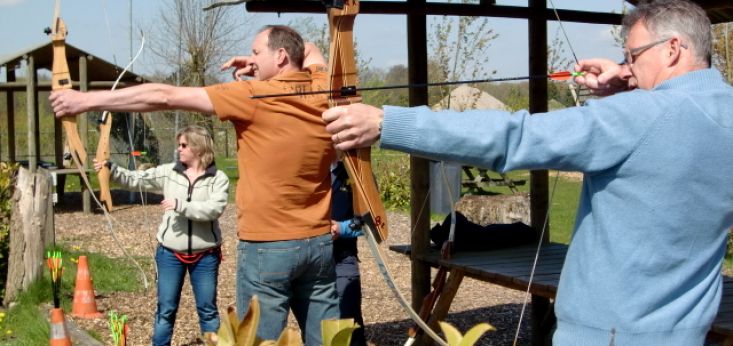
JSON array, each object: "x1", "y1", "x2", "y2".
[
  {"x1": 335, "y1": 254, "x2": 366, "y2": 346},
  {"x1": 153, "y1": 246, "x2": 220, "y2": 346},
  {"x1": 236, "y1": 233, "x2": 339, "y2": 345}
]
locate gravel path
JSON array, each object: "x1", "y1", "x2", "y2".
[{"x1": 54, "y1": 194, "x2": 534, "y2": 345}]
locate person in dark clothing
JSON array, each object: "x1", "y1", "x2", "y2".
[{"x1": 329, "y1": 160, "x2": 367, "y2": 346}]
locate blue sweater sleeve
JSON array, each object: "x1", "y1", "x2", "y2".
[{"x1": 381, "y1": 91, "x2": 664, "y2": 173}]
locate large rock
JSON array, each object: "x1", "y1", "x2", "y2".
[{"x1": 455, "y1": 194, "x2": 530, "y2": 226}]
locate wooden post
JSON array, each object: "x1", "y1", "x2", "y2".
[
  {"x1": 5, "y1": 68, "x2": 16, "y2": 163},
  {"x1": 528, "y1": 1, "x2": 552, "y2": 345},
  {"x1": 79, "y1": 56, "x2": 90, "y2": 213},
  {"x1": 407, "y1": 2, "x2": 432, "y2": 341},
  {"x1": 4, "y1": 167, "x2": 53, "y2": 305},
  {"x1": 25, "y1": 55, "x2": 38, "y2": 173}
]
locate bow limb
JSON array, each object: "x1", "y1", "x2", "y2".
[
  {"x1": 325, "y1": 2, "x2": 446, "y2": 345},
  {"x1": 326, "y1": 0, "x2": 388, "y2": 241},
  {"x1": 95, "y1": 33, "x2": 146, "y2": 212},
  {"x1": 96, "y1": 111, "x2": 113, "y2": 211},
  {"x1": 50, "y1": 4, "x2": 88, "y2": 174}
]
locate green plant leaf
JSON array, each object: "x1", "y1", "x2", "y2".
[
  {"x1": 460, "y1": 323, "x2": 495, "y2": 346},
  {"x1": 321, "y1": 319, "x2": 358, "y2": 346},
  {"x1": 225, "y1": 306, "x2": 240, "y2": 339},
  {"x1": 215, "y1": 308, "x2": 236, "y2": 346},
  {"x1": 274, "y1": 327, "x2": 302, "y2": 346},
  {"x1": 330, "y1": 327, "x2": 360, "y2": 346},
  {"x1": 439, "y1": 321, "x2": 463, "y2": 346},
  {"x1": 237, "y1": 296, "x2": 261, "y2": 346}
]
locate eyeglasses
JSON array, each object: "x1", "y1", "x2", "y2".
[{"x1": 623, "y1": 37, "x2": 671, "y2": 65}]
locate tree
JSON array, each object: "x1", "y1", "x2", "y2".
[
  {"x1": 547, "y1": 27, "x2": 576, "y2": 108},
  {"x1": 428, "y1": 1, "x2": 499, "y2": 108},
  {"x1": 288, "y1": 17, "x2": 330, "y2": 58},
  {"x1": 609, "y1": 1, "x2": 630, "y2": 49},
  {"x1": 547, "y1": 27, "x2": 572, "y2": 73},
  {"x1": 145, "y1": 0, "x2": 255, "y2": 132},
  {"x1": 361, "y1": 64, "x2": 409, "y2": 107}
]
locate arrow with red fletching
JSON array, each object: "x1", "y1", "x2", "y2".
[{"x1": 251, "y1": 71, "x2": 587, "y2": 99}]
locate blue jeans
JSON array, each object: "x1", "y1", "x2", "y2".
[
  {"x1": 236, "y1": 233, "x2": 339, "y2": 345},
  {"x1": 152, "y1": 246, "x2": 220, "y2": 346},
  {"x1": 335, "y1": 254, "x2": 367, "y2": 346}
]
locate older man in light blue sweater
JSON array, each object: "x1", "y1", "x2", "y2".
[{"x1": 323, "y1": 0, "x2": 733, "y2": 344}]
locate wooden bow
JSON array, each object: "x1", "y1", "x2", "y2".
[
  {"x1": 325, "y1": 1, "x2": 446, "y2": 345},
  {"x1": 93, "y1": 34, "x2": 146, "y2": 212},
  {"x1": 95, "y1": 112, "x2": 113, "y2": 211},
  {"x1": 49, "y1": 0, "x2": 88, "y2": 178},
  {"x1": 326, "y1": 0, "x2": 388, "y2": 242}
]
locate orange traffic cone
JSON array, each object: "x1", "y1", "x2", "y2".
[
  {"x1": 49, "y1": 308, "x2": 72, "y2": 346},
  {"x1": 71, "y1": 256, "x2": 103, "y2": 318}
]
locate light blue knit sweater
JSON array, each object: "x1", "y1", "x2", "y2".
[{"x1": 380, "y1": 68, "x2": 733, "y2": 345}]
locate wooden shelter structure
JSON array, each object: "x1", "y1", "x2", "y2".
[
  {"x1": 0, "y1": 41, "x2": 146, "y2": 212},
  {"x1": 245, "y1": 1, "x2": 733, "y2": 345}
]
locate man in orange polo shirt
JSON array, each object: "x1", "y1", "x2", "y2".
[{"x1": 50, "y1": 25, "x2": 338, "y2": 345}]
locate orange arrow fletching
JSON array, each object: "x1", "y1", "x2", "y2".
[{"x1": 548, "y1": 71, "x2": 585, "y2": 81}]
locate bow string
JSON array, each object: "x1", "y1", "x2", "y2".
[{"x1": 512, "y1": 1, "x2": 582, "y2": 344}]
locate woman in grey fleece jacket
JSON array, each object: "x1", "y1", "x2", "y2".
[{"x1": 94, "y1": 126, "x2": 229, "y2": 345}]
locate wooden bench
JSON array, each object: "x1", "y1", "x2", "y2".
[{"x1": 390, "y1": 243, "x2": 733, "y2": 345}]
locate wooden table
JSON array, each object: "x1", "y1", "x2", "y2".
[{"x1": 390, "y1": 243, "x2": 733, "y2": 345}]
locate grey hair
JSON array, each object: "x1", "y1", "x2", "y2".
[
  {"x1": 177, "y1": 126, "x2": 215, "y2": 168},
  {"x1": 622, "y1": 0, "x2": 711, "y2": 66}
]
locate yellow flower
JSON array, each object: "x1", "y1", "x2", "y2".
[
  {"x1": 0, "y1": 312, "x2": 5, "y2": 318},
  {"x1": 5, "y1": 329, "x2": 12, "y2": 335}
]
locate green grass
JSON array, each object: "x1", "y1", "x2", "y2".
[
  {"x1": 0, "y1": 280, "x2": 54, "y2": 345},
  {"x1": 0, "y1": 246, "x2": 150, "y2": 345}
]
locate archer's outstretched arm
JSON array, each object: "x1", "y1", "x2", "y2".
[
  {"x1": 303, "y1": 42, "x2": 327, "y2": 67},
  {"x1": 50, "y1": 83, "x2": 215, "y2": 118}
]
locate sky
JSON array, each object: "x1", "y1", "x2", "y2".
[{"x1": 0, "y1": 0, "x2": 627, "y2": 81}]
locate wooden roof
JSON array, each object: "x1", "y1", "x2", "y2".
[{"x1": 0, "y1": 41, "x2": 145, "y2": 85}]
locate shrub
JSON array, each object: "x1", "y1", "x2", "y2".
[
  {"x1": 0, "y1": 162, "x2": 19, "y2": 300},
  {"x1": 374, "y1": 152, "x2": 411, "y2": 210}
]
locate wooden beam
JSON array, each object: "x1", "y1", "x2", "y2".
[
  {"x1": 25, "y1": 56, "x2": 37, "y2": 172},
  {"x1": 0, "y1": 81, "x2": 142, "y2": 92},
  {"x1": 528, "y1": 0, "x2": 549, "y2": 242},
  {"x1": 5, "y1": 69, "x2": 16, "y2": 163},
  {"x1": 79, "y1": 55, "x2": 91, "y2": 213},
  {"x1": 406, "y1": 0, "x2": 432, "y2": 331},
  {"x1": 246, "y1": 1, "x2": 622, "y2": 25},
  {"x1": 528, "y1": 2, "x2": 551, "y2": 345}
]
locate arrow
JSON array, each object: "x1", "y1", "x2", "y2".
[{"x1": 250, "y1": 71, "x2": 585, "y2": 99}]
